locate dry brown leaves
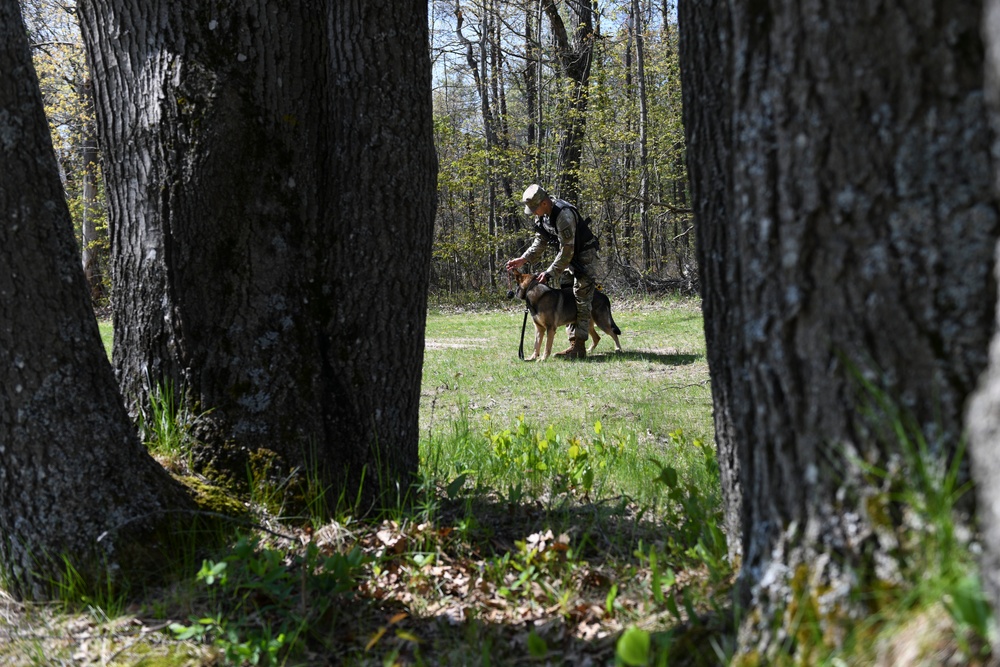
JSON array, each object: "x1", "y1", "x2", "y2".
[{"x1": 0, "y1": 495, "x2": 728, "y2": 666}]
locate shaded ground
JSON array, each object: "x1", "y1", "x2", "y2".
[
  {"x1": 3, "y1": 304, "x2": 726, "y2": 665},
  {"x1": 0, "y1": 489, "x2": 733, "y2": 666}
]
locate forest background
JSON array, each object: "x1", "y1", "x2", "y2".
[{"x1": 21, "y1": 0, "x2": 691, "y2": 305}]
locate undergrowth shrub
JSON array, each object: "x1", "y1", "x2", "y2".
[
  {"x1": 482, "y1": 415, "x2": 627, "y2": 499},
  {"x1": 137, "y1": 378, "x2": 208, "y2": 462},
  {"x1": 649, "y1": 429, "x2": 726, "y2": 562},
  {"x1": 169, "y1": 535, "x2": 367, "y2": 664},
  {"x1": 849, "y1": 379, "x2": 997, "y2": 662},
  {"x1": 619, "y1": 429, "x2": 734, "y2": 666}
]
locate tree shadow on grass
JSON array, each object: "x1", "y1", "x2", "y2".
[
  {"x1": 354, "y1": 612, "x2": 734, "y2": 667},
  {"x1": 75, "y1": 487, "x2": 733, "y2": 667},
  {"x1": 288, "y1": 489, "x2": 736, "y2": 666},
  {"x1": 295, "y1": 489, "x2": 736, "y2": 666},
  {"x1": 434, "y1": 491, "x2": 671, "y2": 564},
  {"x1": 313, "y1": 602, "x2": 735, "y2": 666},
  {"x1": 582, "y1": 350, "x2": 702, "y2": 366}
]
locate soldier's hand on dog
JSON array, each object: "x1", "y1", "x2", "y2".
[{"x1": 505, "y1": 258, "x2": 549, "y2": 284}]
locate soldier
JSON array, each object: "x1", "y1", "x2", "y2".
[{"x1": 505, "y1": 184, "x2": 599, "y2": 359}]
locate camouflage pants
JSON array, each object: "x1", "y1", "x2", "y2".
[{"x1": 567, "y1": 247, "x2": 597, "y2": 342}]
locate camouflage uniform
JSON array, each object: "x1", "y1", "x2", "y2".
[{"x1": 517, "y1": 198, "x2": 597, "y2": 343}]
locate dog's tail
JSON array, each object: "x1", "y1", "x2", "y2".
[
  {"x1": 609, "y1": 299, "x2": 622, "y2": 335},
  {"x1": 608, "y1": 308, "x2": 622, "y2": 336}
]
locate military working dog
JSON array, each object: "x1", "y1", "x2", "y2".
[{"x1": 509, "y1": 269, "x2": 623, "y2": 361}]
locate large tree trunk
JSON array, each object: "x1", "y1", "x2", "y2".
[
  {"x1": 0, "y1": 0, "x2": 196, "y2": 601},
  {"x1": 676, "y1": 0, "x2": 740, "y2": 564},
  {"x1": 966, "y1": 0, "x2": 1000, "y2": 633},
  {"x1": 679, "y1": 0, "x2": 997, "y2": 657},
  {"x1": 77, "y1": 0, "x2": 437, "y2": 511}
]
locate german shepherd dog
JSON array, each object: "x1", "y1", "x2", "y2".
[{"x1": 510, "y1": 269, "x2": 623, "y2": 361}]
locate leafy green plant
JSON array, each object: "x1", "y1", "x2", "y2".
[
  {"x1": 483, "y1": 415, "x2": 626, "y2": 500},
  {"x1": 302, "y1": 441, "x2": 338, "y2": 528},
  {"x1": 649, "y1": 430, "x2": 726, "y2": 565},
  {"x1": 862, "y1": 435, "x2": 995, "y2": 658},
  {"x1": 617, "y1": 626, "x2": 652, "y2": 666},
  {"x1": 51, "y1": 554, "x2": 127, "y2": 618},
  {"x1": 136, "y1": 377, "x2": 208, "y2": 462},
  {"x1": 169, "y1": 535, "x2": 368, "y2": 664}
]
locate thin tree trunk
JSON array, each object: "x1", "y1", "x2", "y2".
[
  {"x1": 524, "y1": 2, "x2": 539, "y2": 167},
  {"x1": 457, "y1": 1, "x2": 499, "y2": 286},
  {"x1": 535, "y1": 0, "x2": 544, "y2": 182},
  {"x1": 491, "y1": 6, "x2": 518, "y2": 257},
  {"x1": 542, "y1": 0, "x2": 594, "y2": 201},
  {"x1": 633, "y1": 0, "x2": 651, "y2": 272},
  {"x1": 623, "y1": 13, "x2": 635, "y2": 265},
  {"x1": 78, "y1": 76, "x2": 105, "y2": 302}
]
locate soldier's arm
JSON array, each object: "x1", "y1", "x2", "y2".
[
  {"x1": 519, "y1": 231, "x2": 547, "y2": 264},
  {"x1": 545, "y1": 209, "x2": 577, "y2": 276}
]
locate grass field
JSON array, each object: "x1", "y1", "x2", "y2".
[
  {"x1": 420, "y1": 297, "x2": 713, "y2": 502},
  {"x1": 97, "y1": 317, "x2": 113, "y2": 357},
  {"x1": 63, "y1": 301, "x2": 723, "y2": 666},
  {"x1": 422, "y1": 296, "x2": 711, "y2": 435},
  {"x1": 98, "y1": 298, "x2": 714, "y2": 501}
]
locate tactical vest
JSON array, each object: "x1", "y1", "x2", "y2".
[{"x1": 533, "y1": 198, "x2": 599, "y2": 252}]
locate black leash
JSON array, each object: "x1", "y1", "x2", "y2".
[
  {"x1": 518, "y1": 307, "x2": 528, "y2": 360},
  {"x1": 507, "y1": 265, "x2": 539, "y2": 361}
]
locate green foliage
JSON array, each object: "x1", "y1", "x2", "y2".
[
  {"x1": 527, "y1": 629, "x2": 548, "y2": 658},
  {"x1": 136, "y1": 379, "x2": 206, "y2": 461},
  {"x1": 617, "y1": 626, "x2": 652, "y2": 666},
  {"x1": 858, "y1": 430, "x2": 996, "y2": 659},
  {"x1": 845, "y1": 373, "x2": 993, "y2": 643},
  {"x1": 168, "y1": 535, "x2": 368, "y2": 664},
  {"x1": 482, "y1": 415, "x2": 626, "y2": 500},
  {"x1": 648, "y1": 430, "x2": 726, "y2": 564},
  {"x1": 430, "y1": 5, "x2": 692, "y2": 295},
  {"x1": 51, "y1": 554, "x2": 127, "y2": 618}
]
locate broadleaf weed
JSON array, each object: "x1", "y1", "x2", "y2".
[{"x1": 169, "y1": 534, "x2": 369, "y2": 663}]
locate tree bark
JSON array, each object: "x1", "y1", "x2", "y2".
[
  {"x1": 77, "y1": 0, "x2": 437, "y2": 511},
  {"x1": 680, "y1": 0, "x2": 997, "y2": 657},
  {"x1": 632, "y1": 0, "x2": 651, "y2": 272},
  {"x1": 677, "y1": 0, "x2": 740, "y2": 564},
  {"x1": 966, "y1": 0, "x2": 1000, "y2": 634},
  {"x1": 0, "y1": 0, "x2": 196, "y2": 600},
  {"x1": 542, "y1": 0, "x2": 594, "y2": 201},
  {"x1": 78, "y1": 77, "x2": 105, "y2": 302}
]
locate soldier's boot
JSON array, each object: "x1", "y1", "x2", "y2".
[{"x1": 556, "y1": 337, "x2": 587, "y2": 359}]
